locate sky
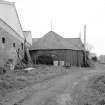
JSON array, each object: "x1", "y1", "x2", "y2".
[{"x1": 8, "y1": 0, "x2": 105, "y2": 56}]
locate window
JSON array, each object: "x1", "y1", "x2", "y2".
[
  {"x1": 13, "y1": 43, "x2": 15, "y2": 47},
  {"x1": 2, "y1": 37, "x2": 5, "y2": 44},
  {"x1": 21, "y1": 43, "x2": 24, "y2": 50},
  {"x1": 17, "y1": 48, "x2": 20, "y2": 58},
  {"x1": 18, "y1": 48, "x2": 20, "y2": 52}
]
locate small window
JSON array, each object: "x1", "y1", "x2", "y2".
[
  {"x1": 2, "y1": 37, "x2": 5, "y2": 44},
  {"x1": 21, "y1": 43, "x2": 24, "y2": 50},
  {"x1": 18, "y1": 48, "x2": 20, "y2": 52},
  {"x1": 17, "y1": 48, "x2": 20, "y2": 57},
  {"x1": 13, "y1": 43, "x2": 15, "y2": 47}
]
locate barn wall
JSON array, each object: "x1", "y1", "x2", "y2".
[
  {"x1": 29, "y1": 49, "x2": 85, "y2": 67},
  {"x1": 64, "y1": 50, "x2": 84, "y2": 67},
  {"x1": 0, "y1": 26, "x2": 24, "y2": 67}
]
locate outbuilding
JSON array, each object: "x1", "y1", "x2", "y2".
[
  {"x1": 0, "y1": 1, "x2": 32, "y2": 68},
  {"x1": 29, "y1": 31, "x2": 87, "y2": 67}
]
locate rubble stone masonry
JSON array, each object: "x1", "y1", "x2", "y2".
[{"x1": 0, "y1": 26, "x2": 24, "y2": 67}]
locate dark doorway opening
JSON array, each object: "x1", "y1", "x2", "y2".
[{"x1": 36, "y1": 55, "x2": 53, "y2": 65}]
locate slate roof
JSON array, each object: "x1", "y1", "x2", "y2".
[
  {"x1": 0, "y1": 17, "x2": 24, "y2": 42},
  {"x1": 65, "y1": 38, "x2": 85, "y2": 50},
  {"x1": 23, "y1": 31, "x2": 32, "y2": 46},
  {"x1": 30, "y1": 31, "x2": 85, "y2": 51},
  {"x1": 32, "y1": 38, "x2": 39, "y2": 44},
  {"x1": 0, "y1": 0, "x2": 24, "y2": 39},
  {"x1": 0, "y1": 0, "x2": 12, "y2": 4}
]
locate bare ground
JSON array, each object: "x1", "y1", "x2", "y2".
[{"x1": 1, "y1": 62, "x2": 105, "y2": 105}]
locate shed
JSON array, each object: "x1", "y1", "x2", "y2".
[{"x1": 29, "y1": 31, "x2": 86, "y2": 67}]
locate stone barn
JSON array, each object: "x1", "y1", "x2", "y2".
[
  {"x1": 0, "y1": 1, "x2": 32, "y2": 68},
  {"x1": 29, "y1": 31, "x2": 87, "y2": 67}
]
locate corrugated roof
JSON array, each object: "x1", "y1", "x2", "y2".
[
  {"x1": 0, "y1": 0, "x2": 24, "y2": 39},
  {"x1": 30, "y1": 31, "x2": 84, "y2": 51}
]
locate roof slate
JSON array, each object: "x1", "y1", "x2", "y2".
[
  {"x1": 23, "y1": 31, "x2": 32, "y2": 45},
  {"x1": 0, "y1": 0, "x2": 24, "y2": 39},
  {"x1": 30, "y1": 31, "x2": 85, "y2": 51}
]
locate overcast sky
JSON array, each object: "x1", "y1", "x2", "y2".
[{"x1": 8, "y1": 0, "x2": 105, "y2": 56}]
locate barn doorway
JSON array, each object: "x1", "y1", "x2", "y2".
[{"x1": 36, "y1": 55, "x2": 53, "y2": 65}]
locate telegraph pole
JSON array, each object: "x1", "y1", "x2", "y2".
[{"x1": 84, "y1": 25, "x2": 87, "y2": 66}]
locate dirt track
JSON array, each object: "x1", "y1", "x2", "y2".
[
  {"x1": 21, "y1": 69, "x2": 102, "y2": 105},
  {"x1": 2, "y1": 63, "x2": 105, "y2": 105}
]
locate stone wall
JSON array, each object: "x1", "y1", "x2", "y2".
[{"x1": 0, "y1": 26, "x2": 24, "y2": 67}]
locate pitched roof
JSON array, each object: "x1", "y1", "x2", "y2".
[
  {"x1": 0, "y1": 17, "x2": 24, "y2": 42},
  {"x1": 30, "y1": 31, "x2": 66, "y2": 50},
  {"x1": 0, "y1": 0, "x2": 12, "y2": 4},
  {"x1": 23, "y1": 31, "x2": 32, "y2": 46},
  {"x1": 0, "y1": 0, "x2": 24, "y2": 39},
  {"x1": 65, "y1": 38, "x2": 85, "y2": 50},
  {"x1": 32, "y1": 38, "x2": 39, "y2": 44},
  {"x1": 30, "y1": 31, "x2": 84, "y2": 51}
]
